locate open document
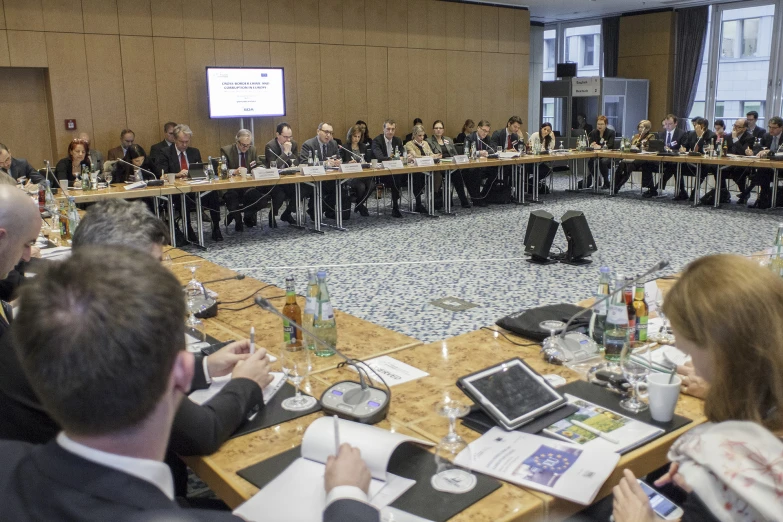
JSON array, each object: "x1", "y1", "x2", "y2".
[
  {"x1": 188, "y1": 372, "x2": 286, "y2": 406},
  {"x1": 233, "y1": 417, "x2": 433, "y2": 521},
  {"x1": 455, "y1": 427, "x2": 620, "y2": 505}
]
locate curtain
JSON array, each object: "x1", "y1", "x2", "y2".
[
  {"x1": 673, "y1": 6, "x2": 709, "y2": 129},
  {"x1": 602, "y1": 17, "x2": 620, "y2": 78}
]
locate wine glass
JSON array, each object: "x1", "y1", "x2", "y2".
[
  {"x1": 652, "y1": 290, "x2": 675, "y2": 344},
  {"x1": 104, "y1": 171, "x2": 112, "y2": 189},
  {"x1": 431, "y1": 393, "x2": 476, "y2": 493},
  {"x1": 183, "y1": 265, "x2": 205, "y2": 330},
  {"x1": 619, "y1": 341, "x2": 650, "y2": 412},
  {"x1": 559, "y1": 140, "x2": 564, "y2": 151},
  {"x1": 539, "y1": 320, "x2": 568, "y2": 364},
  {"x1": 280, "y1": 344, "x2": 317, "y2": 411}
]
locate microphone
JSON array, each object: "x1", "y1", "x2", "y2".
[
  {"x1": 42, "y1": 160, "x2": 60, "y2": 189},
  {"x1": 477, "y1": 137, "x2": 497, "y2": 153},
  {"x1": 338, "y1": 144, "x2": 365, "y2": 163},
  {"x1": 267, "y1": 146, "x2": 291, "y2": 168},
  {"x1": 542, "y1": 260, "x2": 671, "y2": 364},
  {"x1": 199, "y1": 274, "x2": 246, "y2": 285},
  {"x1": 116, "y1": 158, "x2": 160, "y2": 179},
  {"x1": 254, "y1": 296, "x2": 391, "y2": 420}
]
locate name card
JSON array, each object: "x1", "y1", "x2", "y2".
[
  {"x1": 414, "y1": 156, "x2": 435, "y2": 167},
  {"x1": 339, "y1": 163, "x2": 363, "y2": 173},
  {"x1": 382, "y1": 160, "x2": 405, "y2": 169},
  {"x1": 572, "y1": 76, "x2": 601, "y2": 97},
  {"x1": 252, "y1": 167, "x2": 279, "y2": 179},
  {"x1": 301, "y1": 165, "x2": 326, "y2": 175},
  {"x1": 453, "y1": 155, "x2": 469, "y2": 164}
]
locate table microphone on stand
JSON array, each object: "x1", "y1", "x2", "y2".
[
  {"x1": 254, "y1": 296, "x2": 390, "y2": 424},
  {"x1": 116, "y1": 159, "x2": 165, "y2": 186}
]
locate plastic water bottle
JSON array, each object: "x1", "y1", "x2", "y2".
[
  {"x1": 312, "y1": 270, "x2": 336, "y2": 357},
  {"x1": 302, "y1": 269, "x2": 319, "y2": 350},
  {"x1": 604, "y1": 273, "x2": 629, "y2": 363},
  {"x1": 589, "y1": 266, "x2": 611, "y2": 345}
]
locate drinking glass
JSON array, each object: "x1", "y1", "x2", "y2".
[
  {"x1": 280, "y1": 344, "x2": 317, "y2": 411},
  {"x1": 183, "y1": 265, "x2": 205, "y2": 330},
  {"x1": 619, "y1": 341, "x2": 650, "y2": 412},
  {"x1": 104, "y1": 171, "x2": 112, "y2": 188},
  {"x1": 652, "y1": 291, "x2": 674, "y2": 344},
  {"x1": 539, "y1": 320, "x2": 568, "y2": 364},
  {"x1": 431, "y1": 392, "x2": 476, "y2": 493}
]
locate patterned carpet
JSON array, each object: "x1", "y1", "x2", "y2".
[{"x1": 183, "y1": 176, "x2": 782, "y2": 344}]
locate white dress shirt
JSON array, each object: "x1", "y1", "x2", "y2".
[{"x1": 57, "y1": 432, "x2": 175, "y2": 500}]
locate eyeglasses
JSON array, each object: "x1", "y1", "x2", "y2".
[{"x1": 319, "y1": 129, "x2": 333, "y2": 135}]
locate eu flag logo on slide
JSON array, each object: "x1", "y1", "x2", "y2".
[{"x1": 261, "y1": 73, "x2": 268, "y2": 77}]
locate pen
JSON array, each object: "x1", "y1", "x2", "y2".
[
  {"x1": 249, "y1": 326, "x2": 255, "y2": 355},
  {"x1": 571, "y1": 420, "x2": 620, "y2": 444},
  {"x1": 333, "y1": 415, "x2": 340, "y2": 455}
]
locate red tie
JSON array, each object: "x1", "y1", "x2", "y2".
[
  {"x1": 507, "y1": 135, "x2": 512, "y2": 149},
  {"x1": 240, "y1": 152, "x2": 246, "y2": 168},
  {"x1": 179, "y1": 152, "x2": 188, "y2": 171}
]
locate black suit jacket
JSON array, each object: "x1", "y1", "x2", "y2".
[
  {"x1": 464, "y1": 131, "x2": 494, "y2": 153},
  {"x1": 340, "y1": 142, "x2": 368, "y2": 163},
  {"x1": 426, "y1": 136, "x2": 458, "y2": 157},
  {"x1": 158, "y1": 146, "x2": 202, "y2": 175},
  {"x1": 657, "y1": 128, "x2": 686, "y2": 149},
  {"x1": 756, "y1": 131, "x2": 782, "y2": 153},
  {"x1": 588, "y1": 128, "x2": 616, "y2": 149},
  {"x1": 750, "y1": 126, "x2": 766, "y2": 140},
  {"x1": 490, "y1": 129, "x2": 520, "y2": 151},
  {"x1": 263, "y1": 138, "x2": 299, "y2": 168},
  {"x1": 299, "y1": 137, "x2": 338, "y2": 164},
  {"x1": 0, "y1": 262, "x2": 25, "y2": 302},
  {"x1": 726, "y1": 131, "x2": 755, "y2": 155},
  {"x1": 371, "y1": 134, "x2": 403, "y2": 162},
  {"x1": 150, "y1": 139, "x2": 175, "y2": 166},
  {"x1": 681, "y1": 129, "x2": 714, "y2": 153},
  {"x1": 3, "y1": 158, "x2": 41, "y2": 184},
  {"x1": 55, "y1": 157, "x2": 92, "y2": 185}
]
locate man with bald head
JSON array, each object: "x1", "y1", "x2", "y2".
[{"x1": 0, "y1": 186, "x2": 42, "y2": 285}]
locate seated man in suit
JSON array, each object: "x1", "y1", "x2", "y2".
[
  {"x1": 485, "y1": 115, "x2": 523, "y2": 201},
  {"x1": 0, "y1": 144, "x2": 42, "y2": 185},
  {"x1": 77, "y1": 132, "x2": 103, "y2": 173},
  {"x1": 711, "y1": 118, "x2": 755, "y2": 204},
  {"x1": 107, "y1": 129, "x2": 135, "y2": 161},
  {"x1": 657, "y1": 114, "x2": 687, "y2": 199},
  {"x1": 746, "y1": 110, "x2": 766, "y2": 140},
  {"x1": 263, "y1": 122, "x2": 299, "y2": 226},
  {"x1": 463, "y1": 120, "x2": 494, "y2": 206},
  {"x1": 150, "y1": 121, "x2": 177, "y2": 166},
  {"x1": 579, "y1": 115, "x2": 616, "y2": 189},
  {"x1": 220, "y1": 129, "x2": 268, "y2": 231},
  {"x1": 371, "y1": 120, "x2": 405, "y2": 218},
  {"x1": 299, "y1": 122, "x2": 342, "y2": 221},
  {"x1": 1, "y1": 245, "x2": 379, "y2": 521},
  {"x1": 741, "y1": 116, "x2": 783, "y2": 209},
  {"x1": 157, "y1": 124, "x2": 223, "y2": 242}
]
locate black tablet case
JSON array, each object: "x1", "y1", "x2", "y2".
[
  {"x1": 230, "y1": 382, "x2": 321, "y2": 439},
  {"x1": 237, "y1": 442, "x2": 501, "y2": 522}
]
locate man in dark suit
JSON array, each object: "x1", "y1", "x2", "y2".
[
  {"x1": 652, "y1": 114, "x2": 687, "y2": 199},
  {"x1": 158, "y1": 124, "x2": 223, "y2": 242},
  {"x1": 718, "y1": 118, "x2": 756, "y2": 203},
  {"x1": 264, "y1": 122, "x2": 299, "y2": 225},
  {"x1": 150, "y1": 121, "x2": 177, "y2": 167},
  {"x1": 741, "y1": 115, "x2": 783, "y2": 208},
  {"x1": 106, "y1": 128, "x2": 135, "y2": 161},
  {"x1": 0, "y1": 245, "x2": 378, "y2": 521},
  {"x1": 0, "y1": 144, "x2": 42, "y2": 184},
  {"x1": 372, "y1": 120, "x2": 405, "y2": 217},
  {"x1": 462, "y1": 119, "x2": 494, "y2": 206},
  {"x1": 220, "y1": 129, "x2": 267, "y2": 231},
  {"x1": 490, "y1": 116, "x2": 522, "y2": 152},
  {"x1": 746, "y1": 110, "x2": 766, "y2": 140},
  {"x1": 300, "y1": 122, "x2": 343, "y2": 220}
]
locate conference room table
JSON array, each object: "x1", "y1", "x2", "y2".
[{"x1": 166, "y1": 250, "x2": 706, "y2": 521}]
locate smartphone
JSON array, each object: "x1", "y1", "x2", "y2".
[{"x1": 637, "y1": 479, "x2": 684, "y2": 520}]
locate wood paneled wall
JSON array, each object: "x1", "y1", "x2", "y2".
[
  {"x1": 618, "y1": 11, "x2": 675, "y2": 125},
  {"x1": 0, "y1": 0, "x2": 530, "y2": 164}
]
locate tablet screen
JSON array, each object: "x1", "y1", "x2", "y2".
[{"x1": 468, "y1": 362, "x2": 561, "y2": 424}]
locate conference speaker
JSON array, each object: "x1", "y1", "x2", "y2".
[
  {"x1": 524, "y1": 210, "x2": 558, "y2": 265},
  {"x1": 560, "y1": 210, "x2": 597, "y2": 266}
]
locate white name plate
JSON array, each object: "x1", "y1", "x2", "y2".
[
  {"x1": 301, "y1": 165, "x2": 326, "y2": 175},
  {"x1": 252, "y1": 167, "x2": 279, "y2": 179},
  {"x1": 414, "y1": 156, "x2": 435, "y2": 167},
  {"x1": 382, "y1": 160, "x2": 405, "y2": 169},
  {"x1": 339, "y1": 163, "x2": 363, "y2": 173},
  {"x1": 453, "y1": 155, "x2": 469, "y2": 164}
]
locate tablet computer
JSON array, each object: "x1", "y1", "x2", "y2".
[
  {"x1": 457, "y1": 358, "x2": 566, "y2": 430},
  {"x1": 188, "y1": 162, "x2": 208, "y2": 180}
]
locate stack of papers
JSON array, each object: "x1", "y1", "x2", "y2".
[{"x1": 188, "y1": 372, "x2": 286, "y2": 406}]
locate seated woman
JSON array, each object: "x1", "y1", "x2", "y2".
[
  {"x1": 112, "y1": 144, "x2": 158, "y2": 183},
  {"x1": 404, "y1": 124, "x2": 441, "y2": 212},
  {"x1": 340, "y1": 124, "x2": 374, "y2": 217},
  {"x1": 427, "y1": 120, "x2": 470, "y2": 209},
  {"x1": 456, "y1": 119, "x2": 475, "y2": 145},
  {"x1": 579, "y1": 115, "x2": 616, "y2": 190},
  {"x1": 612, "y1": 120, "x2": 657, "y2": 194},
  {"x1": 679, "y1": 117, "x2": 718, "y2": 204},
  {"x1": 355, "y1": 120, "x2": 373, "y2": 152},
  {"x1": 527, "y1": 123, "x2": 555, "y2": 194},
  {"x1": 612, "y1": 254, "x2": 783, "y2": 522},
  {"x1": 55, "y1": 138, "x2": 92, "y2": 187}
]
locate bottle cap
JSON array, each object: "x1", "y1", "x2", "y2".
[
  {"x1": 600, "y1": 266, "x2": 610, "y2": 273},
  {"x1": 317, "y1": 270, "x2": 326, "y2": 278}
]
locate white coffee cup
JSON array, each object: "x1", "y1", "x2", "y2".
[
  {"x1": 647, "y1": 373, "x2": 682, "y2": 423},
  {"x1": 371, "y1": 159, "x2": 378, "y2": 168},
  {"x1": 61, "y1": 179, "x2": 69, "y2": 189},
  {"x1": 167, "y1": 173, "x2": 176, "y2": 184}
]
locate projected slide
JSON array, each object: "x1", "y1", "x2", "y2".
[{"x1": 206, "y1": 67, "x2": 286, "y2": 119}]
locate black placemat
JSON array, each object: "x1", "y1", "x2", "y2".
[
  {"x1": 237, "y1": 443, "x2": 501, "y2": 522},
  {"x1": 230, "y1": 382, "x2": 321, "y2": 439}
]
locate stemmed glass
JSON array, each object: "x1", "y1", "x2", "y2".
[
  {"x1": 559, "y1": 140, "x2": 564, "y2": 151},
  {"x1": 539, "y1": 320, "x2": 568, "y2": 364},
  {"x1": 651, "y1": 291, "x2": 675, "y2": 344},
  {"x1": 431, "y1": 393, "x2": 476, "y2": 493},
  {"x1": 280, "y1": 343, "x2": 317, "y2": 411},
  {"x1": 103, "y1": 171, "x2": 112, "y2": 189},
  {"x1": 183, "y1": 265, "x2": 205, "y2": 331},
  {"x1": 619, "y1": 341, "x2": 650, "y2": 412}
]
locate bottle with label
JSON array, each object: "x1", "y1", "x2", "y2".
[
  {"x1": 302, "y1": 269, "x2": 319, "y2": 350},
  {"x1": 308, "y1": 151, "x2": 314, "y2": 166},
  {"x1": 633, "y1": 280, "x2": 649, "y2": 342},
  {"x1": 60, "y1": 201, "x2": 71, "y2": 240},
  {"x1": 37, "y1": 183, "x2": 46, "y2": 212},
  {"x1": 66, "y1": 196, "x2": 80, "y2": 235},
  {"x1": 282, "y1": 276, "x2": 303, "y2": 347},
  {"x1": 603, "y1": 274, "x2": 629, "y2": 363},
  {"x1": 393, "y1": 146, "x2": 400, "y2": 161},
  {"x1": 44, "y1": 180, "x2": 55, "y2": 211},
  {"x1": 219, "y1": 156, "x2": 229, "y2": 179},
  {"x1": 589, "y1": 266, "x2": 612, "y2": 345},
  {"x1": 624, "y1": 276, "x2": 637, "y2": 343},
  {"x1": 313, "y1": 270, "x2": 336, "y2": 357},
  {"x1": 81, "y1": 165, "x2": 92, "y2": 191}
]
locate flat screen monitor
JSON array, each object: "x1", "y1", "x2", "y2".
[
  {"x1": 557, "y1": 63, "x2": 577, "y2": 78},
  {"x1": 206, "y1": 67, "x2": 286, "y2": 119}
]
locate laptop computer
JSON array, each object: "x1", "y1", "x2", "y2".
[
  {"x1": 187, "y1": 162, "x2": 208, "y2": 180},
  {"x1": 646, "y1": 139, "x2": 665, "y2": 153}
]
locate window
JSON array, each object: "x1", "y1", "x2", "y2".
[
  {"x1": 715, "y1": 102, "x2": 725, "y2": 117},
  {"x1": 721, "y1": 20, "x2": 737, "y2": 58},
  {"x1": 543, "y1": 29, "x2": 556, "y2": 81},
  {"x1": 563, "y1": 24, "x2": 601, "y2": 77},
  {"x1": 582, "y1": 35, "x2": 595, "y2": 67},
  {"x1": 742, "y1": 18, "x2": 759, "y2": 57}
]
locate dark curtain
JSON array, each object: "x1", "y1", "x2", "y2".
[
  {"x1": 602, "y1": 17, "x2": 620, "y2": 78},
  {"x1": 673, "y1": 6, "x2": 709, "y2": 129}
]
